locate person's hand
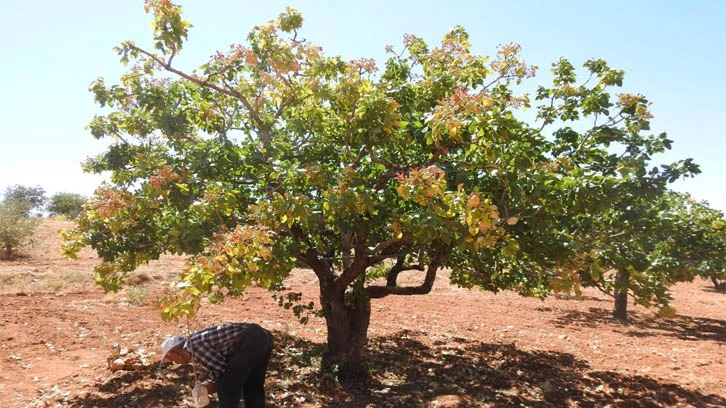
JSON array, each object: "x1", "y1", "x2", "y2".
[{"x1": 204, "y1": 382, "x2": 217, "y2": 394}]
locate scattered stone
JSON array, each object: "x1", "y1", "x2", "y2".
[
  {"x1": 109, "y1": 358, "x2": 126, "y2": 371},
  {"x1": 106, "y1": 348, "x2": 151, "y2": 372}
]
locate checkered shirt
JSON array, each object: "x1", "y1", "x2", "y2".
[{"x1": 183, "y1": 323, "x2": 250, "y2": 382}]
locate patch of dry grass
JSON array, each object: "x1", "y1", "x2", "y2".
[{"x1": 0, "y1": 268, "x2": 92, "y2": 293}]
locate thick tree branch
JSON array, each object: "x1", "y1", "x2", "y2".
[
  {"x1": 371, "y1": 236, "x2": 411, "y2": 257},
  {"x1": 290, "y1": 224, "x2": 333, "y2": 282},
  {"x1": 366, "y1": 250, "x2": 447, "y2": 299},
  {"x1": 385, "y1": 252, "x2": 424, "y2": 287},
  {"x1": 127, "y1": 44, "x2": 269, "y2": 142},
  {"x1": 335, "y1": 229, "x2": 371, "y2": 292}
]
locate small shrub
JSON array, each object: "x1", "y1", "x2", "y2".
[
  {"x1": 41, "y1": 275, "x2": 69, "y2": 292},
  {"x1": 126, "y1": 286, "x2": 149, "y2": 306},
  {"x1": 0, "y1": 201, "x2": 40, "y2": 259}
]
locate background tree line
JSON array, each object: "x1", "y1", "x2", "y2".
[{"x1": 0, "y1": 185, "x2": 85, "y2": 259}]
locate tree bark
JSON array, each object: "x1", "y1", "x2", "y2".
[
  {"x1": 305, "y1": 241, "x2": 446, "y2": 378},
  {"x1": 3, "y1": 244, "x2": 12, "y2": 260},
  {"x1": 613, "y1": 268, "x2": 629, "y2": 320},
  {"x1": 319, "y1": 280, "x2": 371, "y2": 378},
  {"x1": 296, "y1": 231, "x2": 373, "y2": 378}
]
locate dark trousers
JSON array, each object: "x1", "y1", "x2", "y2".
[{"x1": 217, "y1": 324, "x2": 274, "y2": 408}]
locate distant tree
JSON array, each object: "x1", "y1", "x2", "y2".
[
  {"x1": 655, "y1": 192, "x2": 726, "y2": 290},
  {"x1": 0, "y1": 200, "x2": 39, "y2": 259},
  {"x1": 562, "y1": 188, "x2": 724, "y2": 320},
  {"x1": 3, "y1": 185, "x2": 46, "y2": 216},
  {"x1": 47, "y1": 193, "x2": 87, "y2": 219},
  {"x1": 565, "y1": 189, "x2": 685, "y2": 320}
]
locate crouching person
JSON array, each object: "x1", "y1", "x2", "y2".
[{"x1": 161, "y1": 323, "x2": 274, "y2": 408}]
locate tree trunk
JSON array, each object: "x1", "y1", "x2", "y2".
[
  {"x1": 710, "y1": 275, "x2": 722, "y2": 290},
  {"x1": 319, "y1": 281, "x2": 371, "y2": 378},
  {"x1": 2, "y1": 244, "x2": 12, "y2": 260},
  {"x1": 613, "y1": 268, "x2": 629, "y2": 320}
]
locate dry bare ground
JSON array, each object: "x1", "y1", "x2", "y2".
[{"x1": 0, "y1": 219, "x2": 723, "y2": 407}]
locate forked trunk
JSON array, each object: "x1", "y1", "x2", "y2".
[
  {"x1": 319, "y1": 285, "x2": 371, "y2": 378},
  {"x1": 613, "y1": 268, "x2": 629, "y2": 320}
]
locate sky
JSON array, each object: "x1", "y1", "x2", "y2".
[{"x1": 1, "y1": 0, "x2": 724, "y2": 211}]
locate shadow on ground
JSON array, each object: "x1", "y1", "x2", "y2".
[
  {"x1": 701, "y1": 285, "x2": 726, "y2": 294},
  {"x1": 64, "y1": 365, "x2": 194, "y2": 407},
  {"x1": 549, "y1": 306, "x2": 725, "y2": 343},
  {"x1": 61, "y1": 330, "x2": 725, "y2": 408}
]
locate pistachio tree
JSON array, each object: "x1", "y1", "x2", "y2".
[
  {"x1": 534, "y1": 59, "x2": 700, "y2": 320},
  {"x1": 63, "y1": 0, "x2": 696, "y2": 375},
  {"x1": 655, "y1": 192, "x2": 726, "y2": 290},
  {"x1": 560, "y1": 188, "x2": 723, "y2": 320},
  {"x1": 560, "y1": 186, "x2": 694, "y2": 321}
]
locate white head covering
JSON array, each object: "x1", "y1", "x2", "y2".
[{"x1": 160, "y1": 335, "x2": 186, "y2": 362}]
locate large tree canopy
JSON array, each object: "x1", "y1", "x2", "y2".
[{"x1": 63, "y1": 0, "x2": 698, "y2": 375}]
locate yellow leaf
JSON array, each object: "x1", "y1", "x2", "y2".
[
  {"x1": 479, "y1": 221, "x2": 493, "y2": 233},
  {"x1": 397, "y1": 185, "x2": 410, "y2": 200},
  {"x1": 506, "y1": 216, "x2": 519, "y2": 225},
  {"x1": 502, "y1": 240, "x2": 519, "y2": 256},
  {"x1": 590, "y1": 262, "x2": 604, "y2": 281},
  {"x1": 447, "y1": 122, "x2": 458, "y2": 137}
]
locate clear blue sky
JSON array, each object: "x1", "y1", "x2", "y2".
[{"x1": 1, "y1": 1, "x2": 724, "y2": 211}]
